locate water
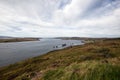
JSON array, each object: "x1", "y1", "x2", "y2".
[{"x1": 0, "y1": 39, "x2": 83, "y2": 67}]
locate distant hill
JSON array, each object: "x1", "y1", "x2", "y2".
[
  {"x1": 0, "y1": 37, "x2": 40, "y2": 43},
  {"x1": 55, "y1": 37, "x2": 120, "y2": 40},
  {"x1": 0, "y1": 36, "x2": 13, "y2": 39}
]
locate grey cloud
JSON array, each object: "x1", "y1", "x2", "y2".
[{"x1": 0, "y1": 0, "x2": 120, "y2": 37}]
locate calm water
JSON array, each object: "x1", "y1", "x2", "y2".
[{"x1": 0, "y1": 39, "x2": 83, "y2": 67}]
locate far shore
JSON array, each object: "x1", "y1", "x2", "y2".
[{"x1": 0, "y1": 38, "x2": 40, "y2": 43}]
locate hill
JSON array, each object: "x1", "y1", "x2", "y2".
[
  {"x1": 0, "y1": 38, "x2": 40, "y2": 43},
  {"x1": 0, "y1": 36, "x2": 13, "y2": 39},
  {"x1": 0, "y1": 38, "x2": 120, "y2": 80}
]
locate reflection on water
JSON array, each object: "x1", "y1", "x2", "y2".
[{"x1": 0, "y1": 39, "x2": 83, "y2": 66}]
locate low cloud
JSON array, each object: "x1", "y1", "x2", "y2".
[{"x1": 0, "y1": 0, "x2": 120, "y2": 37}]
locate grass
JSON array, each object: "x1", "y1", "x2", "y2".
[
  {"x1": 42, "y1": 61, "x2": 120, "y2": 80},
  {"x1": 0, "y1": 38, "x2": 120, "y2": 80}
]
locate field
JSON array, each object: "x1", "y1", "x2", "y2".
[{"x1": 0, "y1": 38, "x2": 120, "y2": 80}]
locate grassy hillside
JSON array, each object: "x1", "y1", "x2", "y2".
[{"x1": 0, "y1": 39, "x2": 120, "y2": 80}]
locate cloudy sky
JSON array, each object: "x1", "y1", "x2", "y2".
[{"x1": 0, "y1": 0, "x2": 120, "y2": 37}]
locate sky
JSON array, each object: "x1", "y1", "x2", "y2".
[{"x1": 0, "y1": 0, "x2": 120, "y2": 37}]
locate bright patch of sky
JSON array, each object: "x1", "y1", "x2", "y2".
[{"x1": 0, "y1": 0, "x2": 120, "y2": 37}]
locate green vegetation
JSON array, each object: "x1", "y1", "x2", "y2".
[
  {"x1": 0, "y1": 38, "x2": 39, "y2": 43},
  {"x1": 0, "y1": 38, "x2": 120, "y2": 80}
]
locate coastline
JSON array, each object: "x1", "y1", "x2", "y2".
[
  {"x1": 0, "y1": 39, "x2": 83, "y2": 67},
  {"x1": 0, "y1": 43, "x2": 83, "y2": 67},
  {"x1": 0, "y1": 38, "x2": 40, "y2": 43},
  {"x1": 0, "y1": 38, "x2": 120, "y2": 80}
]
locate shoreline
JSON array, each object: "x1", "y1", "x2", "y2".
[
  {"x1": 0, "y1": 38, "x2": 120, "y2": 80},
  {"x1": 0, "y1": 43, "x2": 84, "y2": 67},
  {"x1": 0, "y1": 38, "x2": 40, "y2": 43}
]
